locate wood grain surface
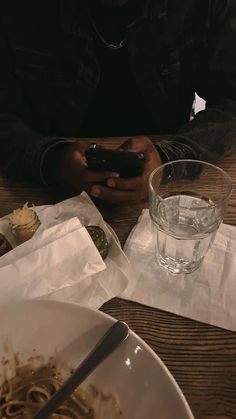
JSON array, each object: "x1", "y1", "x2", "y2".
[{"x1": 0, "y1": 138, "x2": 236, "y2": 419}]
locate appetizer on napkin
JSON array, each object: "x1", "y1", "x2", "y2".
[{"x1": 9, "y1": 203, "x2": 40, "y2": 244}]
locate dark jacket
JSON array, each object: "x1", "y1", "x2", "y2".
[{"x1": 0, "y1": 0, "x2": 236, "y2": 184}]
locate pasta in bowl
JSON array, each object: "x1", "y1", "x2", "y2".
[
  {"x1": 0, "y1": 363, "x2": 121, "y2": 418},
  {"x1": 0, "y1": 301, "x2": 194, "y2": 419}
]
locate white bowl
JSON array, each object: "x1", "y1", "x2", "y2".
[{"x1": 0, "y1": 300, "x2": 194, "y2": 419}]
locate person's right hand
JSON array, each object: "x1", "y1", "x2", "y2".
[{"x1": 60, "y1": 140, "x2": 119, "y2": 193}]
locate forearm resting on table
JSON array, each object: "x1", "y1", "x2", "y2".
[
  {"x1": 152, "y1": 108, "x2": 236, "y2": 164},
  {"x1": 0, "y1": 112, "x2": 71, "y2": 185}
]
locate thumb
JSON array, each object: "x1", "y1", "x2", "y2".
[
  {"x1": 72, "y1": 140, "x2": 95, "y2": 155},
  {"x1": 119, "y1": 137, "x2": 150, "y2": 152}
]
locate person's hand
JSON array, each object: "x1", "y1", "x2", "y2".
[
  {"x1": 90, "y1": 137, "x2": 162, "y2": 205},
  {"x1": 60, "y1": 140, "x2": 119, "y2": 193}
]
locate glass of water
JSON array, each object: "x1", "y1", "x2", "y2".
[{"x1": 149, "y1": 160, "x2": 232, "y2": 274}]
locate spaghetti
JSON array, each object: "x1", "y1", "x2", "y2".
[{"x1": 0, "y1": 364, "x2": 94, "y2": 418}]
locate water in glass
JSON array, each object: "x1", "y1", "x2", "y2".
[{"x1": 151, "y1": 194, "x2": 219, "y2": 273}]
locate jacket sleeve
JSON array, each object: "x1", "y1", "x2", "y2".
[
  {"x1": 0, "y1": 113, "x2": 70, "y2": 185},
  {"x1": 0, "y1": 32, "x2": 70, "y2": 185},
  {"x1": 155, "y1": 0, "x2": 236, "y2": 163}
]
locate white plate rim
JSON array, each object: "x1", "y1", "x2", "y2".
[{"x1": 0, "y1": 299, "x2": 194, "y2": 419}]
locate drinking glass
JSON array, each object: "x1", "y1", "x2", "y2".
[{"x1": 149, "y1": 160, "x2": 232, "y2": 274}]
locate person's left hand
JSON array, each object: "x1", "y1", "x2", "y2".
[{"x1": 90, "y1": 137, "x2": 162, "y2": 205}]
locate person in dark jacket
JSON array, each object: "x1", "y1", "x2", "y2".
[{"x1": 0, "y1": 0, "x2": 236, "y2": 204}]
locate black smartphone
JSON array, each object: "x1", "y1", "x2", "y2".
[{"x1": 85, "y1": 146, "x2": 145, "y2": 178}]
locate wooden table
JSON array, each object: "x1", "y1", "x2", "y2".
[{"x1": 0, "y1": 139, "x2": 236, "y2": 419}]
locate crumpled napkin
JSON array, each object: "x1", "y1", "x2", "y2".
[
  {"x1": 0, "y1": 192, "x2": 130, "y2": 308},
  {"x1": 121, "y1": 209, "x2": 236, "y2": 332}
]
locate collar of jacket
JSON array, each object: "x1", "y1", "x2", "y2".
[{"x1": 60, "y1": 0, "x2": 169, "y2": 37}]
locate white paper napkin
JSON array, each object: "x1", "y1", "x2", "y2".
[
  {"x1": 0, "y1": 193, "x2": 130, "y2": 308},
  {"x1": 121, "y1": 209, "x2": 236, "y2": 332}
]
